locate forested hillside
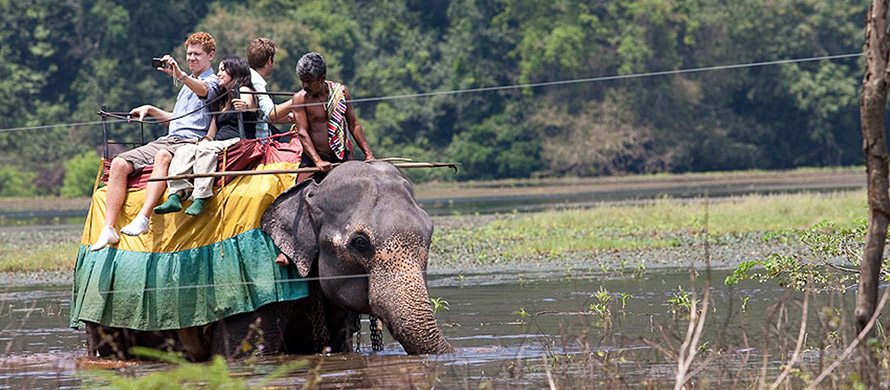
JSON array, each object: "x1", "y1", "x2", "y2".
[{"x1": 0, "y1": 0, "x2": 867, "y2": 195}]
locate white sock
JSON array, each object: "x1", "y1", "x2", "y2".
[
  {"x1": 90, "y1": 225, "x2": 120, "y2": 251},
  {"x1": 120, "y1": 215, "x2": 150, "y2": 236}
]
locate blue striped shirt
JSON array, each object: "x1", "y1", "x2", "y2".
[{"x1": 168, "y1": 68, "x2": 219, "y2": 139}]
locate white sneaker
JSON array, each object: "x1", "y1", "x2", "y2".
[
  {"x1": 90, "y1": 225, "x2": 120, "y2": 251},
  {"x1": 121, "y1": 215, "x2": 150, "y2": 236}
]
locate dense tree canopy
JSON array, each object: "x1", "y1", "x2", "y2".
[{"x1": 0, "y1": 0, "x2": 868, "y2": 195}]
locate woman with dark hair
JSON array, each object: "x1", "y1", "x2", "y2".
[
  {"x1": 154, "y1": 56, "x2": 259, "y2": 216},
  {"x1": 208, "y1": 56, "x2": 258, "y2": 140}
]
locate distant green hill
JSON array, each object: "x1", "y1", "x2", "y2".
[{"x1": 0, "y1": 0, "x2": 868, "y2": 195}]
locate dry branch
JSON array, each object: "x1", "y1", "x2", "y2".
[
  {"x1": 806, "y1": 283, "x2": 890, "y2": 388},
  {"x1": 768, "y1": 285, "x2": 810, "y2": 390}
]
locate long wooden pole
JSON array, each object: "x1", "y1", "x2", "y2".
[{"x1": 147, "y1": 161, "x2": 459, "y2": 182}]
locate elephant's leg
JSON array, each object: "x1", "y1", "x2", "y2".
[
  {"x1": 85, "y1": 322, "x2": 128, "y2": 359},
  {"x1": 280, "y1": 299, "x2": 315, "y2": 355},
  {"x1": 121, "y1": 328, "x2": 182, "y2": 359},
  {"x1": 86, "y1": 322, "x2": 188, "y2": 360},
  {"x1": 322, "y1": 297, "x2": 357, "y2": 353},
  {"x1": 282, "y1": 285, "x2": 355, "y2": 354},
  {"x1": 176, "y1": 326, "x2": 211, "y2": 361},
  {"x1": 211, "y1": 302, "x2": 294, "y2": 358}
]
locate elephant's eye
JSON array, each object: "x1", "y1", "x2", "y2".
[{"x1": 350, "y1": 234, "x2": 374, "y2": 255}]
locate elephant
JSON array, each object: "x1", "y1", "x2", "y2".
[{"x1": 84, "y1": 161, "x2": 454, "y2": 360}]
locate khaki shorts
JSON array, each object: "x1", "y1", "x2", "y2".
[{"x1": 114, "y1": 136, "x2": 199, "y2": 175}]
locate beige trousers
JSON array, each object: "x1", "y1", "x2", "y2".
[{"x1": 167, "y1": 138, "x2": 240, "y2": 200}]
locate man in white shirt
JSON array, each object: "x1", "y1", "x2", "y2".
[{"x1": 247, "y1": 38, "x2": 277, "y2": 138}]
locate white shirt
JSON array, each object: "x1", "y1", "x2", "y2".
[{"x1": 250, "y1": 68, "x2": 275, "y2": 138}]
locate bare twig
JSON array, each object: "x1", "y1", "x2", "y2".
[
  {"x1": 822, "y1": 262, "x2": 864, "y2": 274},
  {"x1": 731, "y1": 329, "x2": 752, "y2": 388},
  {"x1": 543, "y1": 353, "x2": 558, "y2": 390},
  {"x1": 806, "y1": 282, "x2": 890, "y2": 389},
  {"x1": 768, "y1": 283, "x2": 810, "y2": 390},
  {"x1": 758, "y1": 289, "x2": 793, "y2": 390},
  {"x1": 675, "y1": 276, "x2": 711, "y2": 388},
  {"x1": 673, "y1": 195, "x2": 712, "y2": 390},
  {"x1": 641, "y1": 334, "x2": 679, "y2": 361}
]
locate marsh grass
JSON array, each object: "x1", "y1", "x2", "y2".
[
  {"x1": 0, "y1": 197, "x2": 89, "y2": 213},
  {"x1": 0, "y1": 190, "x2": 866, "y2": 272},
  {"x1": 0, "y1": 228, "x2": 81, "y2": 272},
  {"x1": 432, "y1": 190, "x2": 865, "y2": 264}
]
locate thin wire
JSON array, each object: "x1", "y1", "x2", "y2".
[
  {"x1": 90, "y1": 266, "x2": 614, "y2": 295},
  {"x1": 94, "y1": 271, "x2": 405, "y2": 295},
  {"x1": 273, "y1": 52, "x2": 863, "y2": 111},
  {"x1": 0, "y1": 119, "x2": 130, "y2": 133},
  {"x1": 0, "y1": 52, "x2": 863, "y2": 133}
]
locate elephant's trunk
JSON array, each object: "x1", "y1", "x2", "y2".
[
  {"x1": 369, "y1": 271, "x2": 454, "y2": 354},
  {"x1": 368, "y1": 239, "x2": 454, "y2": 354}
]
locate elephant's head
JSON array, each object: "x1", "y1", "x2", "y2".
[{"x1": 262, "y1": 161, "x2": 454, "y2": 354}]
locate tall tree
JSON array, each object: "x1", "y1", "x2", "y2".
[{"x1": 857, "y1": 0, "x2": 890, "y2": 385}]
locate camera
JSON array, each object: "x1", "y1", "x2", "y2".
[{"x1": 152, "y1": 58, "x2": 169, "y2": 69}]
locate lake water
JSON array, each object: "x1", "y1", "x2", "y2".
[
  {"x1": 0, "y1": 169, "x2": 871, "y2": 387},
  {"x1": 0, "y1": 269, "x2": 822, "y2": 389}
]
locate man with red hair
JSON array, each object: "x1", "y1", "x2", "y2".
[{"x1": 91, "y1": 32, "x2": 220, "y2": 251}]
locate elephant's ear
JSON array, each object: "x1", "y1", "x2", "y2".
[{"x1": 262, "y1": 179, "x2": 320, "y2": 277}]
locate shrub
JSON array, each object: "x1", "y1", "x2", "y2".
[
  {"x1": 60, "y1": 152, "x2": 101, "y2": 197},
  {"x1": 0, "y1": 165, "x2": 36, "y2": 197}
]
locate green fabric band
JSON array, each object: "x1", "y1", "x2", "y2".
[{"x1": 70, "y1": 228, "x2": 308, "y2": 331}]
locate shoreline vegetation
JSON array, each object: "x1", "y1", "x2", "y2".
[
  {"x1": 414, "y1": 165, "x2": 863, "y2": 199},
  {"x1": 0, "y1": 193, "x2": 865, "y2": 276},
  {"x1": 0, "y1": 165, "x2": 863, "y2": 213},
  {"x1": 430, "y1": 189, "x2": 863, "y2": 271},
  {"x1": 0, "y1": 167, "x2": 866, "y2": 275}
]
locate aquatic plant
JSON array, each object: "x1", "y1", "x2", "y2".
[
  {"x1": 513, "y1": 307, "x2": 530, "y2": 323},
  {"x1": 430, "y1": 296, "x2": 450, "y2": 314},
  {"x1": 617, "y1": 293, "x2": 632, "y2": 312},
  {"x1": 589, "y1": 303, "x2": 610, "y2": 323},
  {"x1": 632, "y1": 262, "x2": 646, "y2": 279},
  {"x1": 0, "y1": 190, "x2": 867, "y2": 272},
  {"x1": 0, "y1": 228, "x2": 81, "y2": 272},
  {"x1": 591, "y1": 286, "x2": 612, "y2": 317},
  {"x1": 667, "y1": 286, "x2": 692, "y2": 318},
  {"x1": 725, "y1": 220, "x2": 874, "y2": 291}
]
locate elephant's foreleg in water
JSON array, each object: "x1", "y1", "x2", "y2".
[{"x1": 207, "y1": 296, "x2": 356, "y2": 358}]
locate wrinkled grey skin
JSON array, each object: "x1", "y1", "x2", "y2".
[
  {"x1": 263, "y1": 161, "x2": 454, "y2": 355},
  {"x1": 85, "y1": 161, "x2": 453, "y2": 360}
]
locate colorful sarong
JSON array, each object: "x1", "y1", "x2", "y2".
[{"x1": 325, "y1": 81, "x2": 351, "y2": 160}]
